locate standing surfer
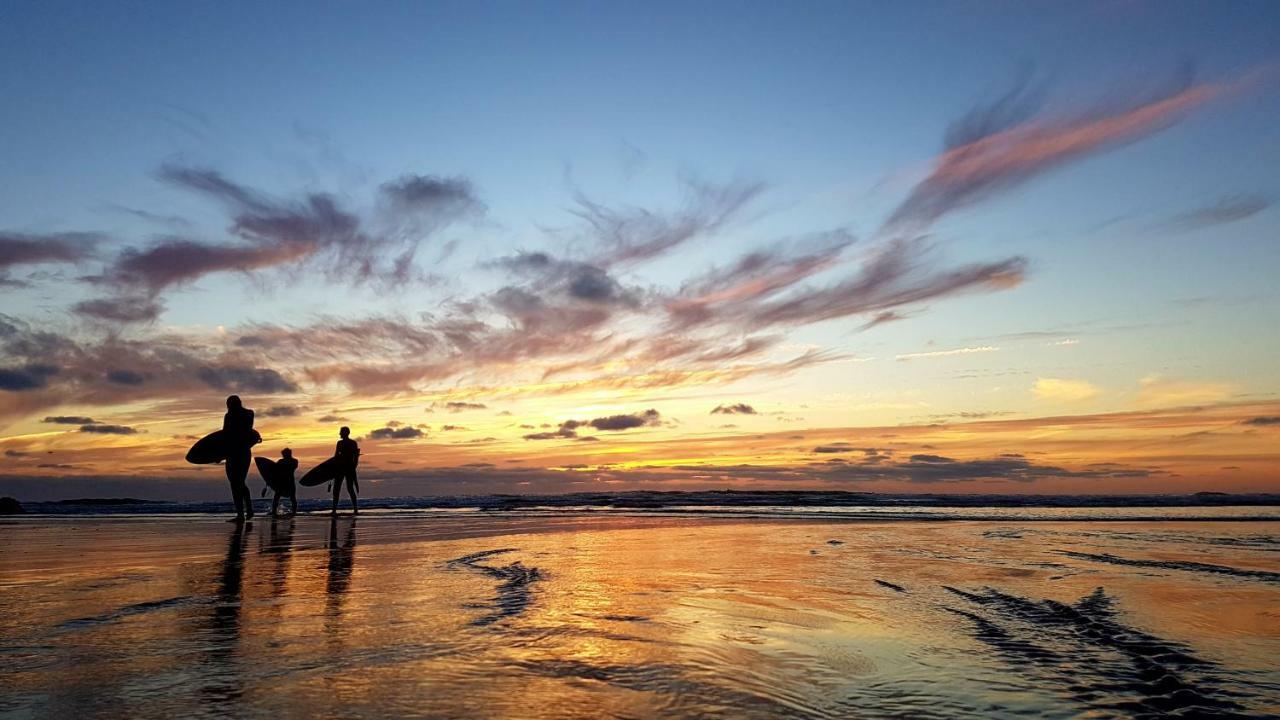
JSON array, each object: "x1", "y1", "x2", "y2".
[
  {"x1": 270, "y1": 448, "x2": 299, "y2": 517},
  {"x1": 223, "y1": 395, "x2": 258, "y2": 522},
  {"x1": 331, "y1": 426, "x2": 360, "y2": 516}
]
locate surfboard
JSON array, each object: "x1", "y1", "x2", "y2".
[
  {"x1": 298, "y1": 455, "x2": 349, "y2": 487},
  {"x1": 186, "y1": 430, "x2": 229, "y2": 464},
  {"x1": 254, "y1": 457, "x2": 295, "y2": 494},
  {"x1": 185, "y1": 429, "x2": 263, "y2": 465}
]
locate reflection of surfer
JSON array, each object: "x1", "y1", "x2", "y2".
[
  {"x1": 324, "y1": 516, "x2": 356, "y2": 638},
  {"x1": 331, "y1": 426, "x2": 360, "y2": 516},
  {"x1": 223, "y1": 395, "x2": 258, "y2": 522},
  {"x1": 201, "y1": 521, "x2": 248, "y2": 705},
  {"x1": 271, "y1": 448, "x2": 298, "y2": 517}
]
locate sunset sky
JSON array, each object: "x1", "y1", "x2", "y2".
[{"x1": 1, "y1": 2, "x2": 1278, "y2": 500}]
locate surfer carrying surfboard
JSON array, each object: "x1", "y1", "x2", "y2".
[
  {"x1": 332, "y1": 426, "x2": 360, "y2": 516},
  {"x1": 271, "y1": 448, "x2": 298, "y2": 517},
  {"x1": 223, "y1": 395, "x2": 258, "y2": 522}
]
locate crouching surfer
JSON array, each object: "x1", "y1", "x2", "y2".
[
  {"x1": 271, "y1": 448, "x2": 299, "y2": 517},
  {"x1": 331, "y1": 426, "x2": 360, "y2": 516},
  {"x1": 223, "y1": 395, "x2": 260, "y2": 523}
]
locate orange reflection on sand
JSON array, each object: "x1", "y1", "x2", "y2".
[{"x1": 2, "y1": 515, "x2": 1279, "y2": 717}]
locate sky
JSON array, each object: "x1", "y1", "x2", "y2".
[{"x1": 1, "y1": 1, "x2": 1278, "y2": 501}]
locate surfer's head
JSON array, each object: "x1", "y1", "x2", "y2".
[
  {"x1": 226, "y1": 395, "x2": 242, "y2": 410},
  {"x1": 339, "y1": 426, "x2": 351, "y2": 439},
  {"x1": 282, "y1": 448, "x2": 293, "y2": 459}
]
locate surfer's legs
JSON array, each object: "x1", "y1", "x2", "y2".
[
  {"x1": 226, "y1": 450, "x2": 253, "y2": 520},
  {"x1": 234, "y1": 480, "x2": 252, "y2": 519},
  {"x1": 271, "y1": 492, "x2": 280, "y2": 516},
  {"x1": 288, "y1": 494, "x2": 297, "y2": 515},
  {"x1": 329, "y1": 472, "x2": 358, "y2": 514},
  {"x1": 225, "y1": 467, "x2": 244, "y2": 519},
  {"x1": 226, "y1": 477, "x2": 244, "y2": 518}
]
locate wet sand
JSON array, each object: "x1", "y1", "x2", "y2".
[{"x1": 2, "y1": 514, "x2": 1278, "y2": 718}]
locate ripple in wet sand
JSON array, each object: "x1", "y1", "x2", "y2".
[
  {"x1": 446, "y1": 548, "x2": 545, "y2": 626},
  {"x1": 1061, "y1": 551, "x2": 1280, "y2": 584},
  {"x1": 944, "y1": 586, "x2": 1264, "y2": 718}
]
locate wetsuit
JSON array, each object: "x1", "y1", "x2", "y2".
[
  {"x1": 223, "y1": 406, "x2": 256, "y2": 518},
  {"x1": 333, "y1": 437, "x2": 360, "y2": 512},
  {"x1": 273, "y1": 456, "x2": 298, "y2": 516}
]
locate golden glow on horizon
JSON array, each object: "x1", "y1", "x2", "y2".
[{"x1": 3, "y1": 389, "x2": 1277, "y2": 495}]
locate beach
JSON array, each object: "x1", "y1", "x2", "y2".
[{"x1": 2, "y1": 512, "x2": 1278, "y2": 718}]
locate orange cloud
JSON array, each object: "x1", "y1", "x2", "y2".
[
  {"x1": 886, "y1": 73, "x2": 1226, "y2": 233},
  {"x1": 1137, "y1": 375, "x2": 1234, "y2": 406}
]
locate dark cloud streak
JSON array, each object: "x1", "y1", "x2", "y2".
[
  {"x1": 0, "y1": 232, "x2": 98, "y2": 270},
  {"x1": 43, "y1": 416, "x2": 96, "y2": 425},
  {"x1": 711, "y1": 403, "x2": 757, "y2": 415},
  {"x1": 78, "y1": 423, "x2": 138, "y2": 435},
  {"x1": 368, "y1": 425, "x2": 424, "y2": 440},
  {"x1": 196, "y1": 365, "x2": 299, "y2": 394},
  {"x1": 1167, "y1": 194, "x2": 1270, "y2": 230},
  {"x1": 73, "y1": 296, "x2": 165, "y2": 324}
]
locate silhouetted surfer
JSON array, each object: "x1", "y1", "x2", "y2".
[
  {"x1": 223, "y1": 395, "x2": 257, "y2": 522},
  {"x1": 271, "y1": 448, "x2": 298, "y2": 517},
  {"x1": 331, "y1": 426, "x2": 360, "y2": 516}
]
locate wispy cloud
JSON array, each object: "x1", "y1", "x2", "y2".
[
  {"x1": 665, "y1": 230, "x2": 854, "y2": 328},
  {"x1": 675, "y1": 238, "x2": 1025, "y2": 333},
  {"x1": 1165, "y1": 194, "x2": 1271, "y2": 230},
  {"x1": 896, "y1": 346, "x2": 998, "y2": 361},
  {"x1": 76, "y1": 164, "x2": 483, "y2": 323},
  {"x1": 884, "y1": 67, "x2": 1224, "y2": 234},
  {"x1": 89, "y1": 236, "x2": 311, "y2": 295},
  {"x1": 1137, "y1": 375, "x2": 1233, "y2": 406},
  {"x1": 1033, "y1": 377, "x2": 1101, "y2": 402},
  {"x1": 0, "y1": 232, "x2": 99, "y2": 270},
  {"x1": 572, "y1": 177, "x2": 764, "y2": 266},
  {"x1": 72, "y1": 296, "x2": 165, "y2": 324}
]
